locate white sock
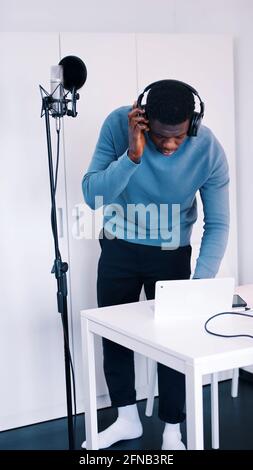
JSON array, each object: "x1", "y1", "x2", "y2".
[
  {"x1": 162, "y1": 422, "x2": 186, "y2": 450},
  {"x1": 81, "y1": 404, "x2": 143, "y2": 449}
]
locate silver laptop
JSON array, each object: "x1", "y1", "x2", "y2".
[{"x1": 153, "y1": 278, "x2": 235, "y2": 320}]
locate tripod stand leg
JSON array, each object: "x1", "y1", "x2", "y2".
[{"x1": 62, "y1": 295, "x2": 74, "y2": 450}]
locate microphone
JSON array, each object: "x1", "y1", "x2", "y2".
[
  {"x1": 50, "y1": 65, "x2": 64, "y2": 117},
  {"x1": 50, "y1": 56, "x2": 87, "y2": 117},
  {"x1": 50, "y1": 64, "x2": 63, "y2": 95}
]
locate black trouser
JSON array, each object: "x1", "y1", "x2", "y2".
[{"x1": 97, "y1": 234, "x2": 192, "y2": 423}]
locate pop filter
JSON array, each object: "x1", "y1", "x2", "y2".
[{"x1": 59, "y1": 55, "x2": 87, "y2": 91}]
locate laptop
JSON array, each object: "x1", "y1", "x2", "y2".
[{"x1": 153, "y1": 278, "x2": 235, "y2": 321}]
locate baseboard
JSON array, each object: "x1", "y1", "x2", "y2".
[
  {"x1": 0, "y1": 403, "x2": 69, "y2": 432},
  {"x1": 202, "y1": 369, "x2": 233, "y2": 385}
]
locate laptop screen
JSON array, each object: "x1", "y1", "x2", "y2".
[{"x1": 154, "y1": 278, "x2": 235, "y2": 320}]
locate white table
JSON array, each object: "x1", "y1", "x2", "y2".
[{"x1": 81, "y1": 286, "x2": 253, "y2": 450}]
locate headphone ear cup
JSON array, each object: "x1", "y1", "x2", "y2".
[{"x1": 188, "y1": 112, "x2": 202, "y2": 136}]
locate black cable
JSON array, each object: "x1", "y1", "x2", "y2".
[
  {"x1": 54, "y1": 126, "x2": 60, "y2": 194},
  {"x1": 50, "y1": 124, "x2": 61, "y2": 256},
  {"x1": 205, "y1": 311, "x2": 253, "y2": 339}
]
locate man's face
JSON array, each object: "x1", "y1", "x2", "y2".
[{"x1": 148, "y1": 119, "x2": 189, "y2": 157}]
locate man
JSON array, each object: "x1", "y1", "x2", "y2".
[{"x1": 81, "y1": 80, "x2": 229, "y2": 450}]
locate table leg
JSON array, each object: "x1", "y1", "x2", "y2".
[
  {"x1": 81, "y1": 317, "x2": 98, "y2": 450},
  {"x1": 211, "y1": 372, "x2": 219, "y2": 449},
  {"x1": 231, "y1": 368, "x2": 239, "y2": 398},
  {"x1": 185, "y1": 364, "x2": 204, "y2": 450}
]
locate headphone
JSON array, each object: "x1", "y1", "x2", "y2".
[{"x1": 136, "y1": 79, "x2": 205, "y2": 137}]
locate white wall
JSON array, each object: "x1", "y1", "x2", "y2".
[{"x1": 1, "y1": 0, "x2": 252, "y2": 285}]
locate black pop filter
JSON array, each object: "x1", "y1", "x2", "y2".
[{"x1": 59, "y1": 55, "x2": 87, "y2": 91}]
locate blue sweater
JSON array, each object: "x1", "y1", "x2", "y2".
[{"x1": 82, "y1": 106, "x2": 230, "y2": 279}]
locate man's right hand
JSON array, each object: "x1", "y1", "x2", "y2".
[{"x1": 128, "y1": 103, "x2": 150, "y2": 163}]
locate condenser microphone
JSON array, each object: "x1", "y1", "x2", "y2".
[
  {"x1": 50, "y1": 65, "x2": 64, "y2": 116},
  {"x1": 50, "y1": 65, "x2": 63, "y2": 94}
]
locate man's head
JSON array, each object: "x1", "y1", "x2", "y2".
[{"x1": 145, "y1": 81, "x2": 195, "y2": 156}]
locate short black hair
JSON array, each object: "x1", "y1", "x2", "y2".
[{"x1": 145, "y1": 81, "x2": 195, "y2": 125}]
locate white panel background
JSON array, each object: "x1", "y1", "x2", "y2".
[{"x1": 0, "y1": 33, "x2": 68, "y2": 430}]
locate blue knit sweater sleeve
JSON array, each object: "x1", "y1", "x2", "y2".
[
  {"x1": 82, "y1": 112, "x2": 140, "y2": 209},
  {"x1": 193, "y1": 148, "x2": 230, "y2": 279}
]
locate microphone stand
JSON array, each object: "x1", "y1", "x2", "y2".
[{"x1": 40, "y1": 86, "x2": 78, "y2": 450}]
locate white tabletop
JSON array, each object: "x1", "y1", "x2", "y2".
[{"x1": 81, "y1": 295, "x2": 253, "y2": 367}]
